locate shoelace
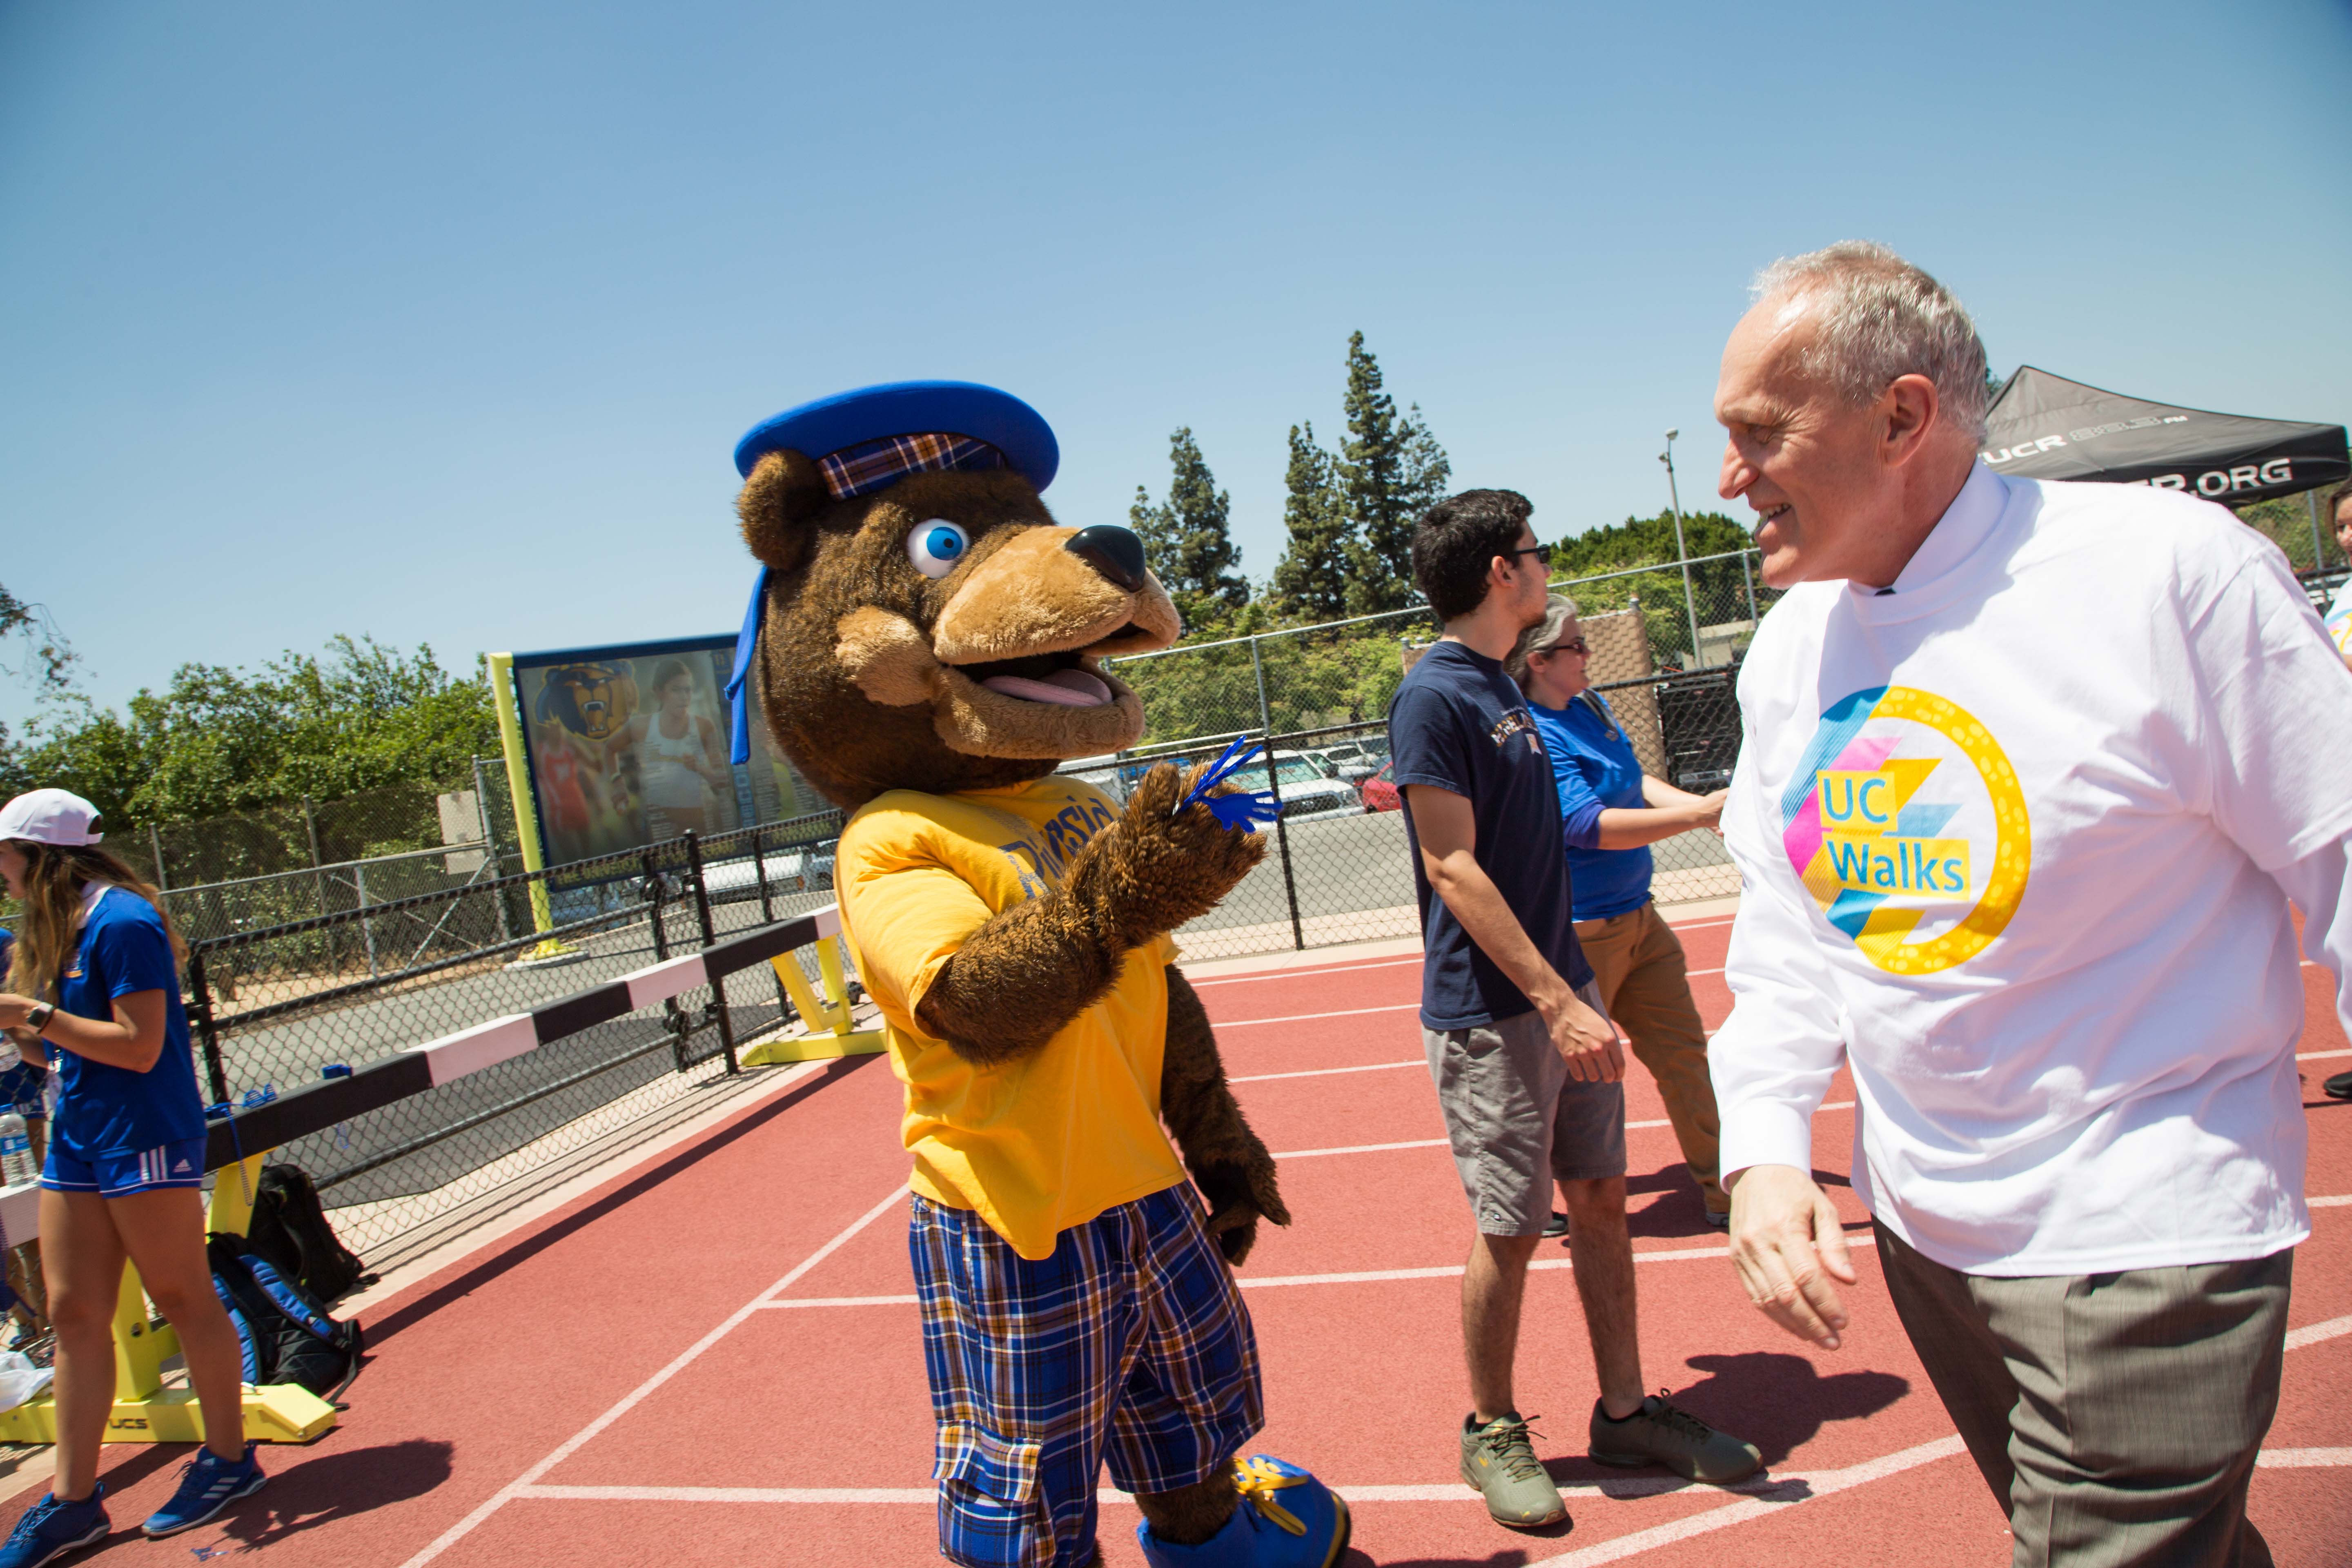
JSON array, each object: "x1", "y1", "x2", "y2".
[
  {"x1": 1231, "y1": 1457, "x2": 1308, "y2": 1537},
  {"x1": 1639, "y1": 1392, "x2": 1716, "y2": 1441},
  {"x1": 6, "y1": 1496, "x2": 60, "y2": 1542},
  {"x1": 1477, "y1": 1416, "x2": 1551, "y2": 1482}
]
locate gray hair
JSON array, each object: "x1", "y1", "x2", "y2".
[
  {"x1": 1751, "y1": 241, "x2": 1990, "y2": 443},
  {"x1": 1505, "y1": 594, "x2": 1580, "y2": 691}
]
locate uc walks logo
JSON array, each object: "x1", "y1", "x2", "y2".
[{"x1": 1780, "y1": 686, "x2": 2031, "y2": 976}]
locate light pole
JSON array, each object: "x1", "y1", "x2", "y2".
[{"x1": 1660, "y1": 430, "x2": 1702, "y2": 669}]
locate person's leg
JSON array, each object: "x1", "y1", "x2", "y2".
[
  {"x1": 909, "y1": 1193, "x2": 1121, "y2": 1568},
  {"x1": 1462, "y1": 1231, "x2": 1544, "y2": 1422},
  {"x1": 1116, "y1": 1186, "x2": 1343, "y2": 1559},
  {"x1": 1557, "y1": 1176, "x2": 1640, "y2": 1417},
  {"x1": 107, "y1": 1188, "x2": 247, "y2": 1463},
  {"x1": 1428, "y1": 1013, "x2": 1572, "y2": 1528},
  {"x1": 1976, "y1": 1248, "x2": 2291, "y2": 1568},
  {"x1": 1606, "y1": 905, "x2": 1726, "y2": 1217},
  {"x1": 38, "y1": 1187, "x2": 125, "y2": 1503},
  {"x1": 1872, "y1": 1222, "x2": 2024, "y2": 1512}
]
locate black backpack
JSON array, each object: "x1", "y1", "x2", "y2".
[
  {"x1": 241, "y1": 1163, "x2": 373, "y2": 1305},
  {"x1": 206, "y1": 1234, "x2": 364, "y2": 1405}
]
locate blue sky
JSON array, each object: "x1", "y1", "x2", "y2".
[{"x1": 4, "y1": 0, "x2": 2348, "y2": 724}]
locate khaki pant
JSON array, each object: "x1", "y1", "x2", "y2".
[
  {"x1": 1571, "y1": 900, "x2": 1724, "y2": 1214},
  {"x1": 1876, "y1": 1223, "x2": 2287, "y2": 1567}
]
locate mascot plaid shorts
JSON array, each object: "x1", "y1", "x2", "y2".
[{"x1": 910, "y1": 1184, "x2": 1265, "y2": 1568}]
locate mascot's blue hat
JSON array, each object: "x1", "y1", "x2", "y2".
[{"x1": 725, "y1": 381, "x2": 1061, "y2": 763}]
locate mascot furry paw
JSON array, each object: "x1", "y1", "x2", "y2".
[{"x1": 723, "y1": 383, "x2": 1346, "y2": 1568}]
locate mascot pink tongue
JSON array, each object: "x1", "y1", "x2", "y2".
[
  {"x1": 981, "y1": 668, "x2": 1114, "y2": 706},
  {"x1": 724, "y1": 380, "x2": 1347, "y2": 1568}
]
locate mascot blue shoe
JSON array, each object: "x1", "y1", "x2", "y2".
[{"x1": 1136, "y1": 1456, "x2": 1350, "y2": 1568}]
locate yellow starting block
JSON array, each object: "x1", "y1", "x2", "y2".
[
  {"x1": 739, "y1": 931, "x2": 887, "y2": 1067},
  {"x1": 0, "y1": 1153, "x2": 337, "y2": 1446}
]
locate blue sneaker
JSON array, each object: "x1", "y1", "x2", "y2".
[
  {"x1": 0, "y1": 1486, "x2": 109, "y2": 1568},
  {"x1": 141, "y1": 1444, "x2": 265, "y2": 1538},
  {"x1": 1136, "y1": 1455, "x2": 1350, "y2": 1568}
]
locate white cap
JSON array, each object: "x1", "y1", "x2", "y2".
[{"x1": 0, "y1": 789, "x2": 105, "y2": 846}]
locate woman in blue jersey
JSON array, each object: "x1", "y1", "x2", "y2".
[
  {"x1": 0, "y1": 790, "x2": 263, "y2": 1565},
  {"x1": 1507, "y1": 597, "x2": 1734, "y2": 1228}
]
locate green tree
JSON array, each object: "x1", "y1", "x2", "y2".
[
  {"x1": 1129, "y1": 427, "x2": 1250, "y2": 634},
  {"x1": 0, "y1": 636, "x2": 498, "y2": 829},
  {"x1": 1335, "y1": 332, "x2": 1451, "y2": 615},
  {"x1": 1269, "y1": 422, "x2": 1353, "y2": 622}
]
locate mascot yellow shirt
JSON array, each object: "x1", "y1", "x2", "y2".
[{"x1": 835, "y1": 777, "x2": 1186, "y2": 1258}]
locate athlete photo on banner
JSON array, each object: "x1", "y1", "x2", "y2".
[{"x1": 513, "y1": 636, "x2": 826, "y2": 871}]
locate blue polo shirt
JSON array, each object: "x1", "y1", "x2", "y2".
[
  {"x1": 49, "y1": 889, "x2": 207, "y2": 1158},
  {"x1": 1388, "y1": 640, "x2": 1590, "y2": 1030},
  {"x1": 1530, "y1": 693, "x2": 1654, "y2": 921}
]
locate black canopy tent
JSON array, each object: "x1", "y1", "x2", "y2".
[{"x1": 1982, "y1": 366, "x2": 2347, "y2": 509}]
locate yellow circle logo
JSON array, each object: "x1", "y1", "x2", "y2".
[{"x1": 1778, "y1": 685, "x2": 2030, "y2": 975}]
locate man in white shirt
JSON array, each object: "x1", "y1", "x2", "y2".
[{"x1": 1708, "y1": 241, "x2": 2352, "y2": 1568}]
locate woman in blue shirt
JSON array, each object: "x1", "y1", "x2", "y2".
[
  {"x1": 1508, "y1": 597, "x2": 1733, "y2": 1227},
  {"x1": 0, "y1": 790, "x2": 265, "y2": 1562}
]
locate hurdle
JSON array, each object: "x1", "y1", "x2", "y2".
[{"x1": 0, "y1": 902, "x2": 879, "y2": 1446}]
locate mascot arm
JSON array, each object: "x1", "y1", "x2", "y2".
[
  {"x1": 914, "y1": 761, "x2": 1267, "y2": 1068},
  {"x1": 1161, "y1": 966, "x2": 1289, "y2": 1266}
]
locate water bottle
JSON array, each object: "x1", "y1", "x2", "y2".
[{"x1": 0, "y1": 1115, "x2": 30, "y2": 1189}]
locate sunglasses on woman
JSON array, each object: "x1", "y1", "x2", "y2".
[{"x1": 1537, "y1": 637, "x2": 1589, "y2": 657}]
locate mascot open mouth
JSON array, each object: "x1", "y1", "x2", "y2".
[{"x1": 958, "y1": 636, "x2": 1142, "y2": 709}]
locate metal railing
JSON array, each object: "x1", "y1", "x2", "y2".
[{"x1": 181, "y1": 809, "x2": 849, "y2": 1260}]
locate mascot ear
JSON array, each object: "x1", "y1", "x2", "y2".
[{"x1": 737, "y1": 449, "x2": 831, "y2": 574}]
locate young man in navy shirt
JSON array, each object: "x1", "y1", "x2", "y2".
[{"x1": 1388, "y1": 490, "x2": 1758, "y2": 1532}]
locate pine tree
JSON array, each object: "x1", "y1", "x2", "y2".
[
  {"x1": 1130, "y1": 428, "x2": 1248, "y2": 633},
  {"x1": 1269, "y1": 422, "x2": 1353, "y2": 622},
  {"x1": 1333, "y1": 334, "x2": 1452, "y2": 615}
]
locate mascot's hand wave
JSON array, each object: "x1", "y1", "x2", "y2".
[{"x1": 724, "y1": 383, "x2": 1345, "y2": 1568}]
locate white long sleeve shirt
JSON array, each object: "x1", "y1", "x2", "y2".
[{"x1": 1714, "y1": 461, "x2": 2352, "y2": 1275}]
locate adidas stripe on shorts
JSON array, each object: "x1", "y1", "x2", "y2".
[{"x1": 42, "y1": 1136, "x2": 208, "y2": 1197}]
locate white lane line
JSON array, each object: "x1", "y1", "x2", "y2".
[
  {"x1": 2300, "y1": 1048, "x2": 2351, "y2": 1061},
  {"x1": 2285, "y1": 1312, "x2": 2352, "y2": 1352},
  {"x1": 1233, "y1": 1059, "x2": 1421, "y2": 1084},
  {"x1": 1239, "y1": 1235, "x2": 1874, "y2": 1290},
  {"x1": 1191, "y1": 957, "x2": 1423, "y2": 988},
  {"x1": 394, "y1": 1181, "x2": 913, "y2": 1568},
  {"x1": 1214, "y1": 1002, "x2": 1421, "y2": 1028},
  {"x1": 1274, "y1": 1136, "x2": 1450, "y2": 1160},
  {"x1": 505, "y1": 1439, "x2": 2352, "y2": 1510},
  {"x1": 1533, "y1": 1436, "x2": 1971, "y2": 1566},
  {"x1": 2311, "y1": 1195, "x2": 2352, "y2": 1208},
  {"x1": 756, "y1": 1294, "x2": 920, "y2": 1309},
  {"x1": 1267, "y1": 1102, "x2": 1856, "y2": 1160},
  {"x1": 1686, "y1": 967, "x2": 1724, "y2": 978}
]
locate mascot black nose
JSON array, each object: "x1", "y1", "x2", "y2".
[{"x1": 1066, "y1": 525, "x2": 1148, "y2": 592}]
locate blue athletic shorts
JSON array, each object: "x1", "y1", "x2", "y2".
[
  {"x1": 911, "y1": 1184, "x2": 1264, "y2": 1568},
  {"x1": 41, "y1": 1138, "x2": 207, "y2": 1198}
]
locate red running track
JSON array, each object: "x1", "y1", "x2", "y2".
[{"x1": 24, "y1": 911, "x2": 2352, "y2": 1566}]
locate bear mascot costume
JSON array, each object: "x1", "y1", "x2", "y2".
[{"x1": 722, "y1": 382, "x2": 1349, "y2": 1568}]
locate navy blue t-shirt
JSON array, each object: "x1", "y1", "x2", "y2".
[
  {"x1": 49, "y1": 889, "x2": 207, "y2": 1157},
  {"x1": 1388, "y1": 640, "x2": 1591, "y2": 1029}
]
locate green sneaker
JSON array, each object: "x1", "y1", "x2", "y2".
[
  {"x1": 1459, "y1": 1412, "x2": 1567, "y2": 1528},
  {"x1": 1588, "y1": 1393, "x2": 1763, "y2": 1483}
]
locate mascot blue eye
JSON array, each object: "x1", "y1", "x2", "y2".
[{"x1": 906, "y1": 520, "x2": 970, "y2": 579}]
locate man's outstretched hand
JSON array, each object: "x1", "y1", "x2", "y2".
[{"x1": 1727, "y1": 1162, "x2": 1858, "y2": 1350}]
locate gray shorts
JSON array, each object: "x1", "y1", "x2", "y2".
[{"x1": 1424, "y1": 982, "x2": 1627, "y2": 1236}]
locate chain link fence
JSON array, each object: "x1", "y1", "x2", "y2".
[{"x1": 180, "y1": 809, "x2": 849, "y2": 1261}]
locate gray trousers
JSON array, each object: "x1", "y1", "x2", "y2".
[{"x1": 1875, "y1": 1223, "x2": 2290, "y2": 1568}]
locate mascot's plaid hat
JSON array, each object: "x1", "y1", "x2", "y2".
[{"x1": 724, "y1": 381, "x2": 1061, "y2": 763}]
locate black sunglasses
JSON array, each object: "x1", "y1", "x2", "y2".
[
  {"x1": 1535, "y1": 637, "x2": 1590, "y2": 657},
  {"x1": 1501, "y1": 542, "x2": 1553, "y2": 566}
]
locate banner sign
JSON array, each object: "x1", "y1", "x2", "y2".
[{"x1": 510, "y1": 634, "x2": 817, "y2": 870}]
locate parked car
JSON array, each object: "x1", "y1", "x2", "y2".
[
  {"x1": 1360, "y1": 760, "x2": 1401, "y2": 813},
  {"x1": 1319, "y1": 739, "x2": 1390, "y2": 784},
  {"x1": 1251, "y1": 755, "x2": 1361, "y2": 822}
]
